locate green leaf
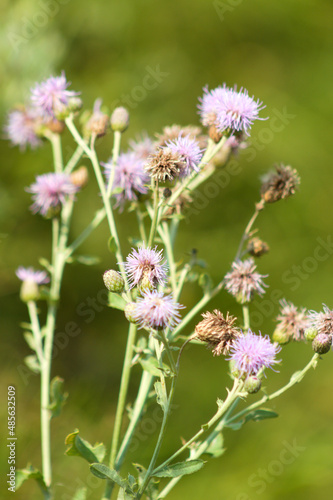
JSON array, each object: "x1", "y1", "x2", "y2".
[
  {"x1": 289, "y1": 370, "x2": 304, "y2": 384},
  {"x1": 225, "y1": 420, "x2": 244, "y2": 431},
  {"x1": 108, "y1": 236, "x2": 118, "y2": 254},
  {"x1": 89, "y1": 463, "x2": 134, "y2": 495},
  {"x1": 205, "y1": 432, "x2": 225, "y2": 458},
  {"x1": 244, "y1": 409, "x2": 279, "y2": 423},
  {"x1": 16, "y1": 464, "x2": 48, "y2": 493},
  {"x1": 24, "y1": 354, "x2": 40, "y2": 373},
  {"x1": 153, "y1": 459, "x2": 205, "y2": 478},
  {"x1": 65, "y1": 430, "x2": 106, "y2": 463},
  {"x1": 39, "y1": 257, "x2": 53, "y2": 272},
  {"x1": 73, "y1": 255, "x2": 101, "y2": 266},
  {"x1": 20, "y1": 321, "x2": 32, "y2": 331},
  {"x1": 23, "y1": 332, "x2": 36, "y2": 351},
  {"x1": 140, "y1": 357, "x2": 168, "y2": 377},
  {"x1": 108, "y1": 292, "x2": 126, "y2": 311},
  {"x1": 198, "y1": 273, "x2": 213, "y2": 292},
  {"x1": 154, "y1": 381, "x2": 167, "y2": 412},
  {"x1": 72, "y1": 487, "x2": 87, "y2": 500},
  {"x1": 49, "y1": 376, "x2": 68, "y2": 419}
]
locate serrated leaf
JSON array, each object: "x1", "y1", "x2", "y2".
[
  {"x1": 108, "y1": 292, "x2": 126, "y2": 311},
  {"x1": 244, "y1": 409, "x2": 279, "y2": 423},
  {"x1": 23, "y1": 332, "x2": 36, "y2": 351},
  {"x1": 49, "y1": 376, "x2": 68, "y2": 419},
  {"x1": 153, "y1": 459, "x2": 205, "y2": 478},
  {"x1": 65, "y1": 430, "x2": 106, "y2": 463},
  {"x1": 89, "y1": 463, "x2": 134, "y2": 494},
  {"x1": 73, "y1": 255, "x2": 101, "y2": 266},
  {"x1": 16, "y1": 464, "x2": 48, "y2": 493},
  {"x1": 24, "y1": 354, "x2": 40, "y2": 373},
  {"x1": 108, "y1": 236, "x2": 118, "y2": 254},
  {"x1": 205, "y1": 432, "x2": 225, "y2": 458},
  {"x1": 72, "y1": 487, "x2": 87, "y2": 500},
  {"x1": 154, "y1": 381, "x2": 167, "y2": 412}
]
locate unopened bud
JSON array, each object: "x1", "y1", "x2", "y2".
[
  {"x1": 20, "y1": 280, "x2": 40, "y2": 302},
  {"x1": 124, "y1": 302, "x2": 137, "y2": 323},
  {"x1": 67, "y1": 97, "x2": 83, "y2": 113},
  {"x1": 70, "y1": 166, "x2": 89, "y2": 188},
  {"x1": 137, "y1": 274, "x2": 155, "y2": 294},
  {"x1": 272, "y1": 329, "x2": 290, "y2": 345},
  {"x1": 304, "y1": 328, "x2": 318, "y2": 342},
  {"x1": 110, "y1": 107, "x2": 130, "y2": 133},
  {"x1": 103, "y1": 270, "x2": 125, "y2": 293},
  {"x1": 244, "y1": 376, "x2": 261, "y2": 394},
  {"x1": 312, "y1": 333, "x2": 332, "y2": 354},
  {"x1": 46, "y1": 119, "x2": 65, "y2": 134}
]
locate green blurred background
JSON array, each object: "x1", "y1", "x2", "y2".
[{"x1": 1, "y1": 0, "x2": 333, "y2": 498}]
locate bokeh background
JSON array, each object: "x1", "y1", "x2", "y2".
[{"x1": 1, "y1": 0, "x2": 333, "y2": 499}]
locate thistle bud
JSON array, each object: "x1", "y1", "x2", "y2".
[
  {"x1": 304, "y1": 327, "x2": 318, "y2": 342},
  {"x1": 110, "y1": 107, "x2": 130, "y2": 133},
  {"x1": 20, "y1": 280, "x2": 40, "y2": 302},
  {"x1": 84, "y1": 99, "x2": 109, "y2": 138},
  {"x1": 272, "y1": 328, "x2": 290, "y2": 345},
  {"x1": 103, "y1": 270, "x2": 125, "y2": 293},
  {"x1": 124, "y1": 302, "x2": 137, "y2": 323},
  {"x1": 137, "y1": 274, "x2": 155, "y2": 294},
  {"x1": 247, "y1": 237, "x2": 270, "y2": 258},
  {"x1": 46, "y1": 119, "x2": 65, "y2": 134},
  {"x1": 244, "y1": 376, "x2": 262, "y2": 394},
  {"x1": 312, "y1": 333, "x2": 332, "y2": 354},
  {"x1": 67, "y1": 97, "x2": 83, "y2": 113},
  {"x1": 70, "y1": 166, "x2": 89, "y2": 189}
]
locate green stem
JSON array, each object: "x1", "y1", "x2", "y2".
[
  {"x1": 106, "y1": 130, "x2": 122, "y2": 199},
  {"x1": 148, "y1": 179, "x2": 160, "y2": 247},
  {"x1": 242, "y1": 304, "x2": 250, "y2": 331},
  {"x1": 158, "y1": 223, "x2": 177, "y2": 294},
  {"x1": 136, "y1": 204, "x2": 148, "y2": 245},
  {"x1": 64, "y1": 145, "x2": 84, "y2": 174},
  {"x1": 65, "y1": 208, "x2": 106, "y2": 259},
  {"x1": 234, "y1": 199, "x2": 265, "y2": 261},
  {"x1": 48, "y1": 133, "x2": 63, "y2": 173},
  {"x1": 27, "y1": 301, "x2": 44, "y2": 365}
]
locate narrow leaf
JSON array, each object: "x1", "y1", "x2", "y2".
[
  {"x1": 73, "y1": 255, "x2": 101, "y2": 266},
  {"x1": 49, "y1": 376, "x2": 68, "y2": 419},
  {"x1": 153, "y1": 459, "x2": 205, "y2": 478},
  {"x1": 65, "y1": 430, "x2": 106, "y2": 463},
  {"x1": 289, "y1": 370, "x2": 304, "y2": 384},
  {"x1": 24, "y1": 354, "x2": 40, "y2": 373},
  {"x1": 205, "y1": 432, "x2": 225, "y2": 458},
  {"x1": 16, "y1": 464, "x2": 48, "y2": 493},
  {"x1": 89, "y1": 463, "x2": 133, "y2": 494},
  {"x1": 108, "y1": 292, "x2": 126, "y2": 311},
  {"x1": 108, "y1": 236, "x2": 118, "y2": 254},
  {"x1": 23, "y1": 332, "x2": 36, "y2": 351},
  {"x1": 154, "y1": 381, "x2": 167, "y2": 412},
  {"x1": 244, "y1": 409, "x2": 279, "y2": 423}
]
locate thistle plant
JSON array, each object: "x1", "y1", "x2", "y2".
[{"x1": 6, "y1": 74, "x2": 333, "y2": 500}]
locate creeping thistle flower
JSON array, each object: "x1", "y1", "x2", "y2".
[
  {"x1": 260, "y1": 165, "x2": 300, "y2": 203},
  {"x1": 224, "y1": 258, "x2": 268, "y2": 304},
  {"x1": 123, "y1": 246, "x2": 168, "y2": 291},
  {"x1": 195, "y1": 310, "x2": 241, "y2": 356},
  {"x1": 228, "y1": 330, "x2": 281, "y2": 378},
  {"x1": 16, "y1": 266, "x2": 50, "y2": 302},
  {"x1": 274, "y1": 299, "x2": 310, "y2": 343},
  {"x1": 4, "y1": 106, "x2": 43, "y2": 151},
  {"x1": 103, "y1": 151, "x2": 150, "y2": 210},
  {"x1": 129, "y1": 134, "x2": 156, "y2": 160},
  {"x1": 166, "y1": 134, "x2": 203, "y2": 177},
  {"x1": 31, "y1": 71, "x2": 80, "y2": 119},
  {"x1": 145, "y1": 147, "x2": 185, "y2": 182},
  {"x1": 26, "y1": 173, "x2": 79, "y2": 217},
  {"x1": 133, "y1": 290, "x2": 184, "y2": 330},
  {"x1": 308, "y1": 304, "x2": 333, "y2": 337}
]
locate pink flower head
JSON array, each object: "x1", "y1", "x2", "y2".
[
  {"x1": 224, "y1": 258, "x2": 268, "y2": 304},
  {"x1": 31, "y1": 71, "x2": 80, "y2": 118},
  {"x1": 26, "y1": 172, "x2": 79, "y2": 216},
  {"x1": 308, "y1": 304, "x2": 333, "y2": 337},
  {"x1": 198, "y1": 85, "x2": 229, "y2": 127},
  {"x1": 134, "y1": 290, "x2": 184, "y2": 330},
  {"x1": 123, "y1": 246, "x2": 168, "y2": 290},
  {"x1": 276, "y1": 299, "x2": 310, "y2": 341},
  {"x1": 4, "y1": 107, "x2": 42, "y2": 151},
  {"x1": 128, "y1": 134, "x2": 156, "y2": 160},
  {"x1": 103, "y1": 151, "x2": 150, "y2": 210},
  {"x1": 16, "y1": 266, "x2": 50, "y2": 284},
  {"x1": 166, "y1": 134, "x2": 203, "y2": 177},
  {"x1": 228, "y1": 330, "x2": 281, "y2": 378}
]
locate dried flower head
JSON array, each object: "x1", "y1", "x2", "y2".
[
  {"x1": 228, "y1": 330, "x2": 281, "y2": 378},
  {"x1": 275, "y1": 299, "x2": 310, "y2": 342},
  {"x1": 308, "y1": 304, "x2": 333, "y2": 337},
  {"x1": 133, "y1": 290, "x2": 184, "y2": 330},
  {"x1": 123, "y1": 246, "x2": 168, "y2": 290},
  {"x1": 166, "y1": 134, "x2": 203, "y2": 177},
  {"x1": 16, "y1": 267, "x2": 50, "y2": 284},
  {"x1": 26, "y1": 173, "x2": 79, "y2": 216},
  {"x1": 247, "y1": 237, "x2": 270, "y2": 258},
  {"x1": 70, "y1": 166, "x2": 89, "y2": 189},
  {"x1": 195, "y1": 310, "x2": 241, "y2": 356},
  {"x1": 103, "y1": 151, "x2": 149, "y2": 210},
  {"x1": 145, "y1": 147, "x2": 185, "y2": 182},
  {"x1": 84, "y1": 98, "x2": 109, "y2": 137},
  {"x1": 31, "y1": 71, "x2": 80, "y2": 119},
  {"x1": 4, "y1": 107, "x2": 43, "y2": 150},
  {"x1": 224, "y1": 258, "x2": 268, "y2": 304},
  {"x1": 261, "y1": 165, "x2": 300, "y2": 203}
]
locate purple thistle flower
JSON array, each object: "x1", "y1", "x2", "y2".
[
  {"x1": 224, "y1": 258, "x2": 268, "y2": 304},
  {"x1": 4, "y1": 107, "x2": 42, "y2": 151},
  {"x1": 128, "y1": 134, "x2": 156, "y2": 160},
  {"x1": 123, "y1": 246, "x2": 168, "y2": 290},
  {"x1": 275, "y1": 299, "x2": 310, "y2": 341},
  {"x1": 30, "y1": 72, "x2": 80, "y2": 119},
  {"x1": 103, "y1": 151, "x2": 150, "y2": 210},
  {"x1": 198, "y1": 85, "x2": 229, "y2": 127},
  {"x1": 26, "y1": 172, "x2": 79, "y2": 216},
  {"x1": 308, "y1": 304, "x2": 333, "y2": 337},
  {"x1": 133, "y1": 290, "x2": 184, "y2": 330},
  {"x1": 16, "y1": 266, "x2": 50, "y2": 284},
  {"x1": 166, "y1": 134, "x2": 203, "y2": 177},
  {"x1": 228, "y1": 330, "x2": 281, "y2": 378}
]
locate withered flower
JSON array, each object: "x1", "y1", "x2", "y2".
[
  {"x1": 145, "y1": 147, "x2": 185, "y2": 182},
  {"x1": 195, "y1": 310, "x2": 241, "y2": 356},
  {"x1": 260, "y1": 164, "x2": 300, "y2": 203}
]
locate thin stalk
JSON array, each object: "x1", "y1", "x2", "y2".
[
  {"x1": 27, "y1": 301, "x2": 44, "y2": 365},
  {"x1": 64, "y1": 145, "x2": 84, "y2": 174},
  {"x1": 234, "y1": 199, "x2": 265, "y2": 261},
  {"x1": 148, "y1": 179, "x2": 160, "y2": 247},
  {"x1": 136, "y1": 204, "x2": 148, "y2": 245},
  {"x1": 242, "y1": 304, "x2": 250, "y2": 331},
  {"x1": 158, "y1": 223, "x2": 177, "y2": 294},
  {"x1": 65, "y1": 208, "x2": 106, "y2": 259},
  {"x1": 106, "y1": 130, "x2": 122, "y2": 199},
  {"x1": 48, "y1": 133, "x2": 63, "y2": 173}
]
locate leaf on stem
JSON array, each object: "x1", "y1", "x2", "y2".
[
  {"x1": 154, "y1": 380, "x2": 167, "y2": 412},
  {"x1": 152, "y1": 459, "x2": 205, "y2": 478},
  {"x1": 70, "y1": 255, "x2": 101, "y2": 266},
  {"x1": 244, "y1": 408, "x2": 279, "y2": 423},
  {"x1": 65, "y1": 429, "x2": 106, "y2": 463},
  {"x1": 140, "y1": 357, "x2": 169, "y2": 377},
  {"x1": 108, "y1": 292, "x2": 126, "y2": 311},
  {"x1": 23, "y1": 332, "x2": 37, "y2": 351},
  {"x1": 72, "y1": 487, "x2": 87, "y2": 500},
  {"x1": 289, "y1": 370, "x2": 304, "y2": 384},
  {"x1": 39, "y1": 257, "x2": 53, "y2": 273},
  {"x1": 134, "y1": 464, "x2": 160, "y2": 500},
  {"x1": 24, "y1": 354, "x2": 40, "y2": 373},
  {"x1": 204, "y1": 432, "x2": 226, "y2": 458},
  {"x1": 49, "y1": 376, "x2": 68, "y2": 418},
  {"x1": 16, "y1": 464, "x2": 49, "y2": 494},
  {"x1": 108, "y1": 236, "x2": 118, "y2": 254},
  {"x1": 89, "y1": 463, "x2": 134, "y2": 496}
]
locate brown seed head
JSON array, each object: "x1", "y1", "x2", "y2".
[
  {"x1": 247, "y1": 237, "x2": 270, "y2": 258},
  {"x1": 261, "y1": 164, "x2": 300, "y2": 203},
  {"x1": 145, "y1": 147, "x2": 185, "y2": 182},
  {"x1": 195, "y1": 310, "x2": 241, "y2": 356}
]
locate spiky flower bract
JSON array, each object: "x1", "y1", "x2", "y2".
[
  {"x1": 166, "y1": 134, "x2": 203, "y2": 177},
  {"x1": 133, "y1": 290, "x2": 183, "y2": 330},
  {"x1": 224, "y1": 258, "x2": 268, "y2": 303},
  {"x1": 26, "y1": 173, "x2": 79, "y2": 216},
  {"x1": 31, "y1": 71, "x2": 80, "y2": 119},
  {"x1": 16, "y1": 267, "x2": 50, "y2": 284},
  {"x1": 261, "y1": 165, "x2": 300, "y2": 203},
  {"x1": 123, "y1": 246, "x2": 168, "y2": 290},
  {"x1": 4, "y1": 107, "x2": 42, "y2": 150},
  {"x1": 275, "y1": 299, "x2": 309, "y2": 341},
  {"x1": 228, "y1": 330, "x2": 281, "y2": 378},
  {"x1": 103, "y1": 151, "x2": 150, "y2": 210},
  {"x1": 308, "y1": 304, "x2": 333, "y2": 337},
  {"x1": 195, "y1": 310, "x2": 241, "y2": 356}
]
